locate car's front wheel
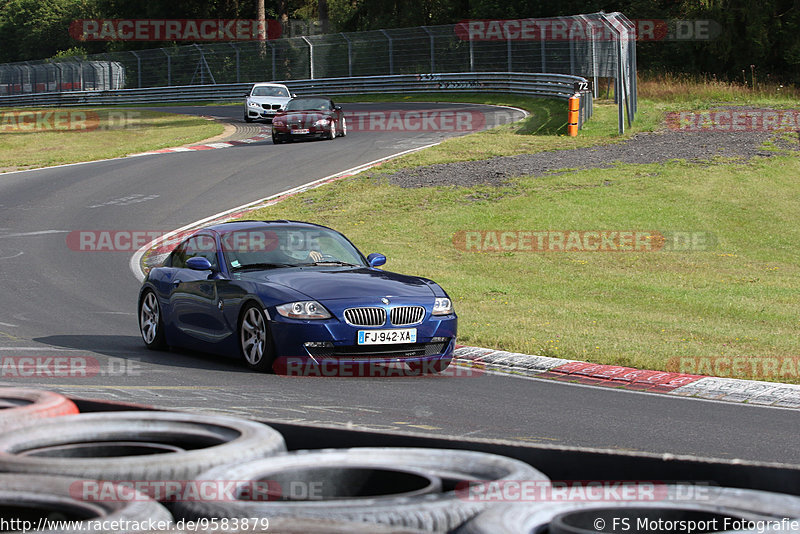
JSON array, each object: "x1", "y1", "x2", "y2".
[
  {"x1": 339, "y1": 116, "x2": 347, "y2": 137},
  {"x1": 139, "y1": 290, "x2": 167, "y2": 350},
  {"x1": 272, "y1": 132, "x2": 283, "y2": 144},
  {"x1": 327, "y1": 121, "x2": 336, "y2": 140},
  {"x1": 244, "y1": 114, "x2": 254, "y2": 123},
  {"x1": 239, "y1": 304, "x2": 275, "y2": 373}
]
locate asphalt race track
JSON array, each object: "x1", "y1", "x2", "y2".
[{"x1": 1, "y1": 102, "x2": 798, "y2": 466}]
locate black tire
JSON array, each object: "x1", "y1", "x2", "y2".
[
  {"x1": 456, "y1": 486, "x2": 800, "y2": 534},
  {"x1": 0, "y1": 411, "x2": 286, "y2": 501},
  {"x1": 327, "y1": 121, "x2": 336, "y2": 140},
  {"x1": 0, "y1": 388, "x2": 79, "y2": 432},
  {"x1": 239, "y1": 303, "x2": 276, "y2": 373},
  {"x1": 272, "y1": 132, "x2": 283, "y2": 144},
  {"x1": 0, "y1": 473, "x2": 172, "y2": 534},
  {"x1": 244, "y1": 114, "x2": 254, "y2": 123},
  {"x1": 175, "y1": 447, "x2": 547, "y2": 532},
  {"x1": 339, "y1": 116, "x2": 347, "y2": 137},
  {"x1": 407, "y1": 358, "x2": 452, "y2": 375},
  {"x1": 139, "y1": 289, "x2": 167, "y2": 350}
]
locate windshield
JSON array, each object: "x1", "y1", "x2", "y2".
[
  {"x1": 221, "y1": 226, "x2": 365, "y2": 271},
  {"x1": 284, "y1": 98, "x2": 333, "y2": 111},
  {"x1": 251, "y1": 86, "x2": 290, "y2": 97}
]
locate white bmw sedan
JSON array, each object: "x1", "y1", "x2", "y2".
[{"x1": 244, "y1": 83, "x2": 294, "y2": 123}]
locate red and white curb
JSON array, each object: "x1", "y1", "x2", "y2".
[
  {"x1": 131, "y1": 128, "x2": 272, "y2": 156},
  {"x1": 453, "y1": 346, "x2": 800, "y2": 408}
]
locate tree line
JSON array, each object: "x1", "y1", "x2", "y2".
[{"x1": 1, "y1": 0, "x2": 798, "y2": 84}]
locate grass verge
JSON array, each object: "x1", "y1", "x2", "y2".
[
  {"x1": 0, "y1": 108, "x2": 223, "y2": 172},
  {"x1": 243, "y1": 154, "x2": 800, "y2": 384}
]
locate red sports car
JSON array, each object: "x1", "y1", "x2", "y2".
[{"x1": 271, "y1": 96, "x2": 347, "y2": 143}]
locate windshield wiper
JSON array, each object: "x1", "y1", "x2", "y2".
[
  {"x1": 230, "y1": 262, "x2": 294, "y2": 271},
  {"x1": 298, "y1": 261, "x2": 360, "y2": 267}
]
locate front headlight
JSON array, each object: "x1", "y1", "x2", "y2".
[
  {"x1": 313, "y1": 118, "x2": 330, "y2": 127},
  {"x1": 432, "y1": 297, "x2": 454, "y2": 316},
  {"x1": 272, "y1": 119, "x2": 284, "y2": 126},
  {"x1": 247, "y1": 100, "x2": 260, "y2": 108},
  {"x1": 276, "y1": 301, "x2": 331, "y2": 320}
]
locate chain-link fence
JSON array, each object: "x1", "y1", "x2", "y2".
[
  {"x1": 0, "y1": 60, "x2": 125, "y2": 94},
  {"x1": 0, "y1": 11, "x2": 636, "y2": 128}
]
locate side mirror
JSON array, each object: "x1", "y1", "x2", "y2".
[
  {"x1": 244, "y1": 93, "x2": 250, "y2": 98},
  {"x1": 334, "y1": 105, "x2": 342, "y2": 111},
  {"x1": 367, "y1": 253, "x2": 386, "y2": 268},
  {"x1": 186, "y1": 256, "x2": 213, "y2": 271},
  {"x1": 291, "y1": 93, "x2": 297, "y2": 98}
]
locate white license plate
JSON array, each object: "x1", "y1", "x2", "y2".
[
  {"x1": 358, "y1": 329, "x2": 417, "y2": 345},
  {"x1": 291, "y1": 129, "x2": 310, "y2": 134}
]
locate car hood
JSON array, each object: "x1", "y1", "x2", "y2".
[
  {"x1": 248, "y1": 96, "x2": 291, "y2": 105},
  {"x1": 275, "y1": 111, "x2": 333, "y2": 121},
  {"x1": 239, "y1": 267, "x2": 436, "y2": 301}
]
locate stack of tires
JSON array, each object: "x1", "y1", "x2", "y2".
[
  {"x1": 456, "y1": 488, "x2": 800, "y2": 534},
  {"x1": 0, "y1": 386, "x2": 799, "y2": 533}
]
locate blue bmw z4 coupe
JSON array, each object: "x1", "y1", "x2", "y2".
[{"x1": 138, "y1": 220, "x2": 457, "y2": 374}]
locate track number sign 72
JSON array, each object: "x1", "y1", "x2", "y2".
[{"x1": 573, "y1": 81, "x2": 590, "y2": 92}]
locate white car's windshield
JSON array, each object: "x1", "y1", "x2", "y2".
[
  {"x1": 284, "y1": 98, "x2": 332, "y2": 111},
  {"x1": 251, "y1": 86, "x2": 290, "y2": 97}
]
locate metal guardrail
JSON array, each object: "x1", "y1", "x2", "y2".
[{"x1": 0, "y1": 72, "x2": 593, "y2": 129}]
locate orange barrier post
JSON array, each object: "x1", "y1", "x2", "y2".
[{"x1": 568, "y1": 94, "x2": 580, "y2": 137}]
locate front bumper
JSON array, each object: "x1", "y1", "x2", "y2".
[
  {"x1": 272, "y1": 126, "x2": 329, "y2": 140},
  {"x1": 269, "y1": 312, "x2": 457, "y2": 367},
  {"x1": 246, "y1": 108, "x2": 280, "y2": 119}
]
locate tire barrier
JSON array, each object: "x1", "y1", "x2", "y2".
[
  {"x1": 173, "y1": 447, "x2": 548, "y2": 532},
  {"x1": 0, "y1": 387, "x2": 79, "y2": 432},
  {"x1": 455, "y1": 486, "x2": 800, "y2": 534},
  {"x1": 0, "y1": 411, "x2": 286, "y2": 500},
  {"x1": 0, "y1": 473, "x2": 172, "y2": 534},
  {"x1": 2, "y1": 389, "x2": 799, "y2": 534}
]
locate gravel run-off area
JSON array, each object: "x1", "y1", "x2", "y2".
[{"x1": 384, "y1": 129, "x2": 799, "y2": 188}]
